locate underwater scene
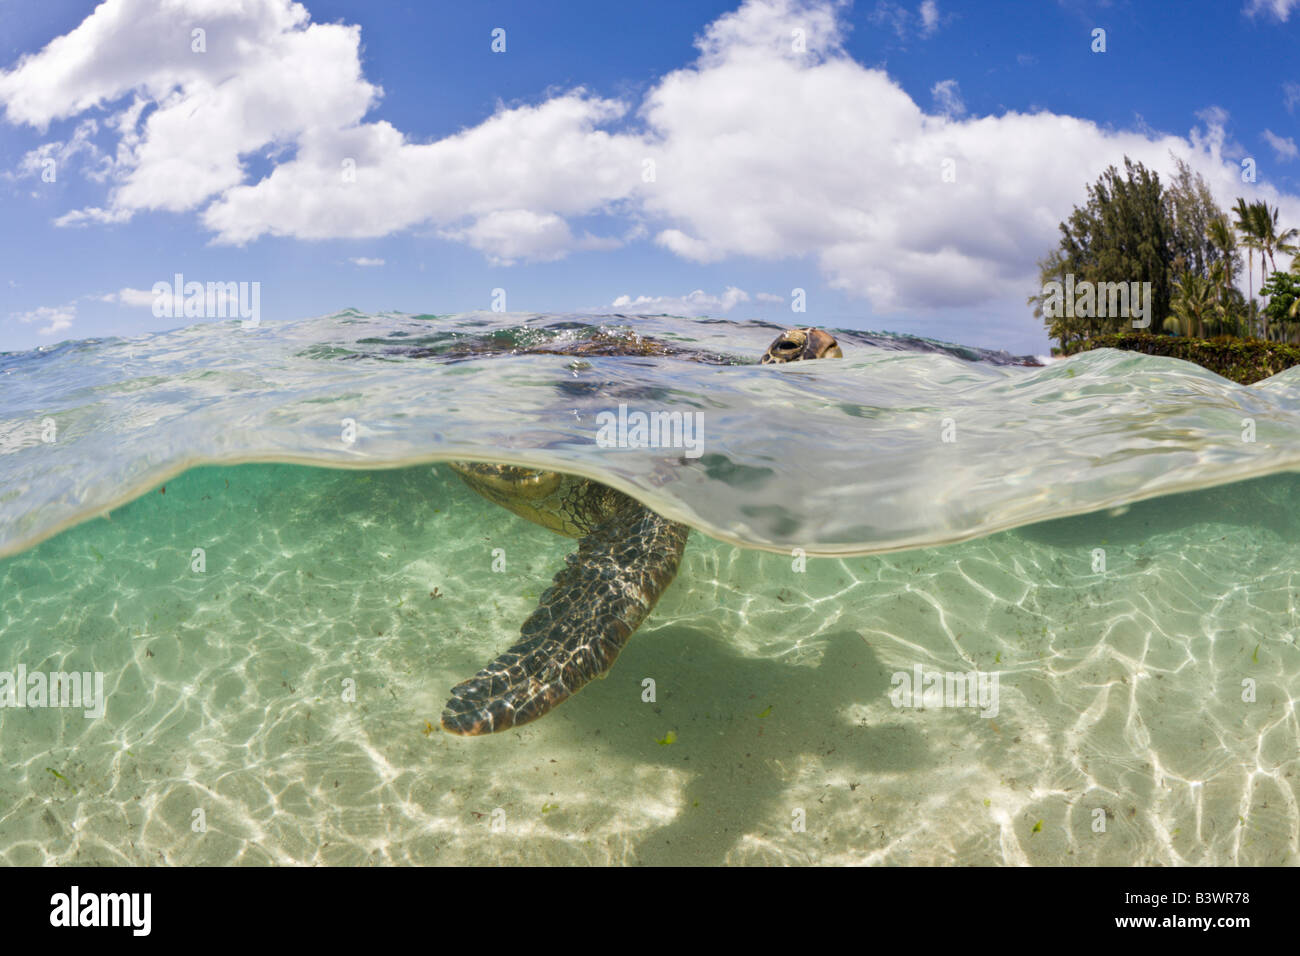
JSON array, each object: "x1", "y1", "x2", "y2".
[{"x1": 0, "y1": 311, "x2": 1297, "y2": 866}]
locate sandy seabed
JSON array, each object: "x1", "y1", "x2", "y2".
[{"x1": 0, "y1": 463, "x2": 1296, "y2": 865}]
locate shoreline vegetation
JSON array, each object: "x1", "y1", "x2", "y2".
[
  {"x1": 1060, "y1": 332, "x2": 1300, "y2": 385},
  {"x1": 1034, "y1": 155, "x2": 1299, "y2": 383}
]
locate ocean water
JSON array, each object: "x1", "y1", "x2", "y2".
[{"x1": 1, "y1": 311, "x2": 1297, "y2": 865}]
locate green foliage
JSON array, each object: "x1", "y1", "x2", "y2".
[
  {"x1": 1233, "y1": 199, "x2": 1299, "y2": 339},
  {"x1": 1261, "y1": 270, "x2": 1300, "y2": 334},
  {"x1": 1030, "y1": 158, "x2": 1172, "y2": 349},
  {"x1": 1167, "y1": 159, "x2": 1237, "y2": 281},
  {"x1": 1035, "y1": 157, "x2": 1291, "y2": 349},
  {"x1": 1170, "y1": 271, "x2": 1215, "y2": 339},
  {"x1": 1061, "y1": 331, "x2": 1300, "y2": 384}
]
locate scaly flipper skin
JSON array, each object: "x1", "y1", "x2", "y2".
[
  {"x1": 441, "y1": 495, "x2": 690, "y2": 735},
  {"x1": 438, "y1": 327, "x2": 840, "y2": 735}
]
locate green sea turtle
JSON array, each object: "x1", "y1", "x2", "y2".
[{"x1": 440, "y1": 327, "x2": 843, "y2": 735}]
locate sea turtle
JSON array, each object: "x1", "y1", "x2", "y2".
[{"x1": 440, "y1": 327, "x2": 843, "y2": 735}]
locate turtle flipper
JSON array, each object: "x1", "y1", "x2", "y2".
[{"x1": 441, "y1": 498, "x2": 689, "y2": 735}]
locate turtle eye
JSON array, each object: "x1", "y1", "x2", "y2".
[{"x1": 776, "y1": 339, "x2": 799, "y2": 351}]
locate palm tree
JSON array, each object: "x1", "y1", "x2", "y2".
[
  {"x1": 1233, "y1": 198, "x2": 1264, "y2": 304},
  {"x1": 1231, "y1": 199, "x2": 1299, "y2": 337},
  {"x1": 1254, "y1": 201, "x2": 1299, "y2": 276},
  {"x1": 1171, "y1": 271, "x2": 1215, "y2": 338},
  {"x1": 1207, "y1": 260, "x2": 1232, "y2": 335},
  {"x1": 1206, "y1": 215, "x2": 1238, "y2": 280},
  {"x1": 1206, "y1": 215, "x2": 1242, "y2": 335}
]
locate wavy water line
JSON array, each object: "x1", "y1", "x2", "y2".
[{"x1": 3, "y1": 310, "x2": 1300, "y2": 560}]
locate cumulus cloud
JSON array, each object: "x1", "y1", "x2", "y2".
[
  {"x1": 3, "y1": 0, "x2": 1299, "y2": 317},
  {"x1": 602, "y1": 287, "x2": 751, "y2": 316},
  {"x1": 349, "y1": 257, "x2": 384, "y2": 267},
  {"x1": 12, "y1": 304, "x2": 75, "y2": 335},
  {"x1": 1263, "y1": 129, "x2": 1298, "y2": 162},
  {"x1": 626, "y1": 4, "x2": 1300, "y2": 311},
  {"x1": 755, "y1": 291, "x2": 786, "y2": 303},
  {"x1": 440, "y1": 209, "x2": 622, "y2": 265},
  {"x1": 3, "y1": 0, "x2": 375, "y2": 225}
]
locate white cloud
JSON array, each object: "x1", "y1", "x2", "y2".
[
  {"x1": 701, "y1": 0, "x2": 844, "y2": 62},
  {"x1": 1284, "y1": 81, "x2": 1300, "y2": 114},
  {"x1": 110, "y1": 287, "x2": 159, "y2": 306},
  {"x1": 931, "y1": 78, "x2": 965, "y2": 117},
  {"x1": 1245, "y1": 0, "x2": 1298, "y2": 20},
  {"x1": 1, "y1": 0, "x2": 377, "y2": 217},
  {"x1": 653, "y1": 228, "x2": 726, "y2": 263},
  {"x1": 755, "y1": 291, "x2": 785, "y2": 302},
  {"x1": 3, "y1": 0, "x2": 1299, "y2": 319},
  {"x1": 604, "y1": 287, "x2": 751, "y2": 316},
  {"x1": 868, "y1": 0, "x2": 943, "y2": 39},
  {"x1": 628, "y1": 5, "x2": 1297, "y2": 312},
  {"x1": 8, "y1": 118, "x2": 110, "y2": 182},
  {"x1": 444, "y1": 210, "x2": 571, "y2": 264},
  {"x1": 919, "y1": 1, "x2": 940, "y2": 35},
  {"x1": 12, "y1": 304, "x2": 75, "y2": 335},
  {"x1": 349, "y1": 256, "x2": 384, "y2": 267},
  {"x1": 104, "y1": 284, "x2": 243, "y2": 315},
  {"x1": 1263, "y1": 129, "x2": 1298, "y2": 162},
  {"x1": 868, "y1": 1, "x2": 911, "y2": 39}
]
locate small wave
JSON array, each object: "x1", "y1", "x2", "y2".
[{"x1": 2, "y1": 310, "x2": 1299, "y2": 559}]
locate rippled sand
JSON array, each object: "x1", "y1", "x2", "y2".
[{"x1": 0, "y1": 462, "x2": 1296, "y2": 865}]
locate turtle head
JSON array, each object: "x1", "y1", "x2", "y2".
[
  {"x1": 448, "y1": 462, "x2": 562, "y2": 500},
  {"x1": 761, "y1": 327, "x2": 843, "y2": 364}
]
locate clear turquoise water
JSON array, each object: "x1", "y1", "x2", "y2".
[{"x1": 1, "y1": 312, "x2": 1297, "y2": 864}]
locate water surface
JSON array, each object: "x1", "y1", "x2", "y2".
[{"x1": 0, "y1": 312, "x2": 1296, "y2": 864}]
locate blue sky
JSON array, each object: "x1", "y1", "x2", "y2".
[{"x1": 1, "y1": 0, "x2": 1298, "y2": 355}]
